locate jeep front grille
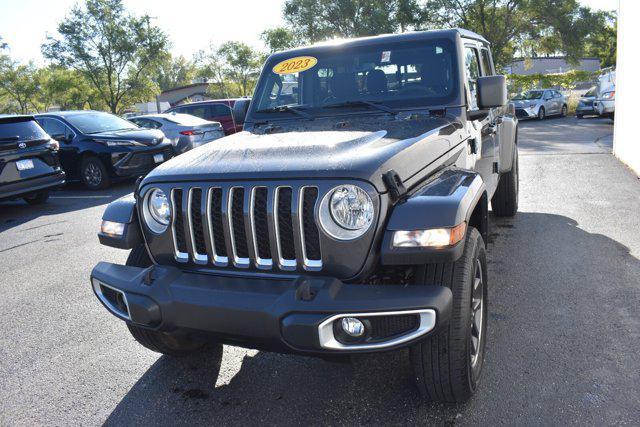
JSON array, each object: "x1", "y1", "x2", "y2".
[{"x1": 169, "y1": 184, "x2": 322, "y2": 271}]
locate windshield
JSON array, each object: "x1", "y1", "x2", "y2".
[
  {"x1": 251, "y1": 38, "x2": 458, "y2": 119},
  {"x1": 584, "y1": 87, "x2": 596, "y2": 97},
  {"x1": 514, "y1": 90, "x2": 543, "y2": 100},
  {"x1": 65, "y1": 112, "x2": 138, "y2": 134}
]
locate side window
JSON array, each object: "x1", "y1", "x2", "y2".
[
  {"x1": 39, "y1": 118, "x2": 72, "y2": 139},
  {"x1": 480, "y1": 49, "x2": 493, "y2": 76},
  {"x1": 182, "y1": 105, "x2": 208, "y2": 119},
  {"x1": 212, "y1": 104, "x2": 231, "y2": 117},
  {"x1": 544, "y1": 91, "x2": 553, "y2": 100},
  {"x1": 464, "y1": 47, "x2": 481, "y2": 110}
]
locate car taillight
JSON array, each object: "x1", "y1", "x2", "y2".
[{"x1": 180, "y1": 130, "x2": 203, "y2": 136}]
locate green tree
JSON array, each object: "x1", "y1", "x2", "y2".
[
  {"x1": 217, "y1": 41, "x2": 261, "y2": 97},
  {"x1": 42, "y1": 0, "x2": 169, "y2": 113},
  {"x1": 0, "y1": 60, "x2": 40, "y2": 113},
  {"x1": 193, "y1": 47, "x2": 232, "y2": 98},
  {"x1": 284, "y1": 0, "x2": 405, "y2": 42},
  {"x1": 36, "y1": 66, "x2": 106, "y2": 111},
  {"x1": 260, "y1": 27, "x2": 299, "y2": 53},
  {"x1": 422, "y1": 0, "x2": 528, "y2": 70},
  {"x1": 153, "y1": 54, "x2": 197, "y2": 91},
  {"x1": 584, "y1": 12, "x2": 617, "y2": 68}
]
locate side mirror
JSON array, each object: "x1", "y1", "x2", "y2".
[
  {"x1": 477, "y1": 75, "x2": 507, "y2": 109},
  {"x1": 232, "y1": 99, "x2": 251, "y2": 126},
  {"x1": 51, "y1": 133, "x2": 70, "y2": 143}
]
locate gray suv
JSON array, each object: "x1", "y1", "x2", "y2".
[{"x1": 512, "y1": 89, "x2": 567, "y2": 120}]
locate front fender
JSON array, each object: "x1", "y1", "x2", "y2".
[
  {"x1": 381, "y1": 169, "x2": 485, "y2": 265},
  {"x1": 98, "y1": 193, "x2": 142, "y2": 249}
]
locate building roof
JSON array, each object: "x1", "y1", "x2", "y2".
[{"x1": 160, "y1": 82, "x2": 210, "y2": 95}]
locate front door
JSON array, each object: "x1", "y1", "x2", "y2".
[{"x1": 465, "y1": 45, "x2": 499, "y2": 193}]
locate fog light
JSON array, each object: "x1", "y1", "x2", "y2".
[
  {"x1": 101, "y1": 220, "x2": 125, "y2": 237},
  {"x1": 341, "y1": 317, "x2": 365, "y2": 337}
]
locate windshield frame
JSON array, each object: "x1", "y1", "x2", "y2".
[{"x1": 247, "y1": 37, "x2": 463, "y2": 123}]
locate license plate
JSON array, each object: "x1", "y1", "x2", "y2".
[
  {"x1": 153, "y1": 153, "x2": 164, "y2": 163},
  {"x1": 16, "y1": 159, "x2": 34, "y2": 171}
]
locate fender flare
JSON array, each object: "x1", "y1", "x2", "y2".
[
  {"x1": 381, "y1": 169, "x2": 486, "y2": 265},
  {"x1": 98, "y1": 193, "x2": 142, "y2": 250}
]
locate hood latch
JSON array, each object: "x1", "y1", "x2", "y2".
[{"x1": 382, "y1": 169, "x2": 407, "y2": 203}]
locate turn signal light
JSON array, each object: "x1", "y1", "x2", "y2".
[{"x1": 392, "y1": 223, "x2": 467, "y2": 248}]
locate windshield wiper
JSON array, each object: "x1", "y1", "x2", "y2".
[
  {"x1": 323, "y1": 100, "x2": 396, "y2": 114},
  {"x1": 256, "y1": 105, "x2": 314, "y2": 120}
]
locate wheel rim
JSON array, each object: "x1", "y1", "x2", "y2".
[
  {"x1": 85, "y1": 163, "x2": 102, "y2": 187},
  {"x1": 539, "y1": 108, "x2": 544, "y2": 119},
  {"x1": 562, "y1": 106, "x2": 567, "y2": 116},
  {"x1": 470, "y1": 258, "x2": 484, "y2": 368}
]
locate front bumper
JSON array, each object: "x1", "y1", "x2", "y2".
[
  {"x1": 514, "y1": 107, "x2": 537, "y2": 119},
  {"x1": 90, "y1": 262, "x2": 452, "y2": 355},
  {"x1": 111, "y1": 146, "x2": 174, "y2": 178},
  {"x1": 594, "y1": 100, "x2": 615, "y2": 115}
]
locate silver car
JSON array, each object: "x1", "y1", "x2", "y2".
[
  {"x1": 129, "y1": 113, "x2": 225, "y2": 154},
  {"x1": 511, "y1": 89, "x2": 568, "y2": 120}
]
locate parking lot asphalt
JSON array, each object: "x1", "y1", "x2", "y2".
[{"x1": 1, "y1": 116, "x2": 638, "y2": 425}]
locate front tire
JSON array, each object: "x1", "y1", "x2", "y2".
[
  {"x1": 81, "y1": 156, "x2": 110, "y2": 190},
  {"x1": 23, "y1": 190, "x2": 50, "y2": 205},
  {"x1": 537, "y1": 106, "x2": 546, "y2": 120},
  {"x1": 125, "y1": 245, "x2": 211, "y2": 357},
  {"x1": 561, "y1": 104, "x2": 567, "y2": 117},
  {"x1": 410, "y1": 227, "x2": 488, "y2": 402},
  {"x1": 491, "y1": 145, "x2": 519, "y2": 217}
]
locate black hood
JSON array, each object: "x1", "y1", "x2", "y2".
[
  {"x1": 143, "y1": 112, "x2": 465, "y2": 192},
  {"x1": 88, "y1": 128, "x2": 165, "y2": 146}
]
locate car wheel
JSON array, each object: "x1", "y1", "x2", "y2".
[
  {"x1": 410, "y1": 227, "x2": 488, "y2": 402},
  {"x1": 125, "y1": 245, "x2": 215, "y2": 357},
  {"x1": 537, "y1": 107, "x2": 546, "y2": 120},
  {"x1": 80, "y1": 156, "x2": 110, "y2": 190},
  {"x1": 561, "y1": 104, "x2": 567, "y2": 117},
  {"x1": 577, "y1": 114, "x2": 583, "y2": 119},
  {"x1": 491, "y1": 145, "x2": 519, "y2": 217},
  {"x1": 23, "y1": 190, "x2": 50, "y2": 205}
]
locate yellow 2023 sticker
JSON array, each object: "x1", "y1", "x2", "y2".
[{"x1": 272, "y1": 56, "x2": 317, "y2": 75}]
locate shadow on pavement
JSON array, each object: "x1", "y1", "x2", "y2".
[
  {"x1": 0, "y1": 181, "x2": 134, "y2": 233},
  {"x1": 103, "y1": 211, "x2": 640, "y2": 425}
]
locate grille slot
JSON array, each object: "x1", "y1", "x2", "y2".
[
  {"x1": 188, "y1": 188, "x2": 207, "y2": 264},
  {"x1": 300, "y1": 187, "x2": 321, "y2": 270},
  {"x1": 251, "y1": 187, "x2": 273, "y2": 269},
  {"x1": 171, "y1": 189, "x2": 188, "y2": 262},
  {"x1": 207, "y1": 188, "x2": 228, "y2": 262},
  {"x1": 170, "y1": 184, "x2": 323, "y2": 271}
]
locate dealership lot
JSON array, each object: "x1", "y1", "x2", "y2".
[{"x1": 1, "y1": 117, "x2": 638, "y2": 425}]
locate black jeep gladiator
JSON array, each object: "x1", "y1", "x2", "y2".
[{"x1": 91, "y1": 29, "x2": 518, "y2": 402}]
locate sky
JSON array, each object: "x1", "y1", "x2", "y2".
[{"x1": 0, "y1": 0, "x2": 619, "y2": 64}]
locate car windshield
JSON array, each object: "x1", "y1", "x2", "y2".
[
  {"x1": 251, "y1": 38, "x2": 458, "y2": 119},
  {"x1": 514, "y1": 91, "x2": 543, "y2": 100},
  {"x1": 0, "y1": 118, "x2": 50, "y2": 141},
  {"x1": 65, "y1": 112, "x2": 139, "y2": 134},
  {"x1": 584, "y1": 87, "x2": 597, "y2": 97},
  {"x1": 163, "y1": 113, "x2": 213, "y2": 126}
]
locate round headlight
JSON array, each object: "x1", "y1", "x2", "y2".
[
  {"x1": 144, "y1": 188, "x2": 170, "y2": 233},
  {"x1": 329, "y1": 185, "x2": 374, "y2": 230}
]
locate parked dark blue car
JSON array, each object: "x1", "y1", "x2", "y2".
[{"x1": 35, "y1": 111, "x2": 174, "y2": 190}]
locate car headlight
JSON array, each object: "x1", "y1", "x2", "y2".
[
  {"x1": 319, "y1": 185, "x2": 374, "y2": 240},
  {"x1": 143, "y1": 188, "x2": 171, "y2": 233},
  {"x1": 602, "y1": 91, "x2": 615, "y2": 100},
  {"x1": 93, "y1": 139, "x2": 140, "y2": 147}
]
